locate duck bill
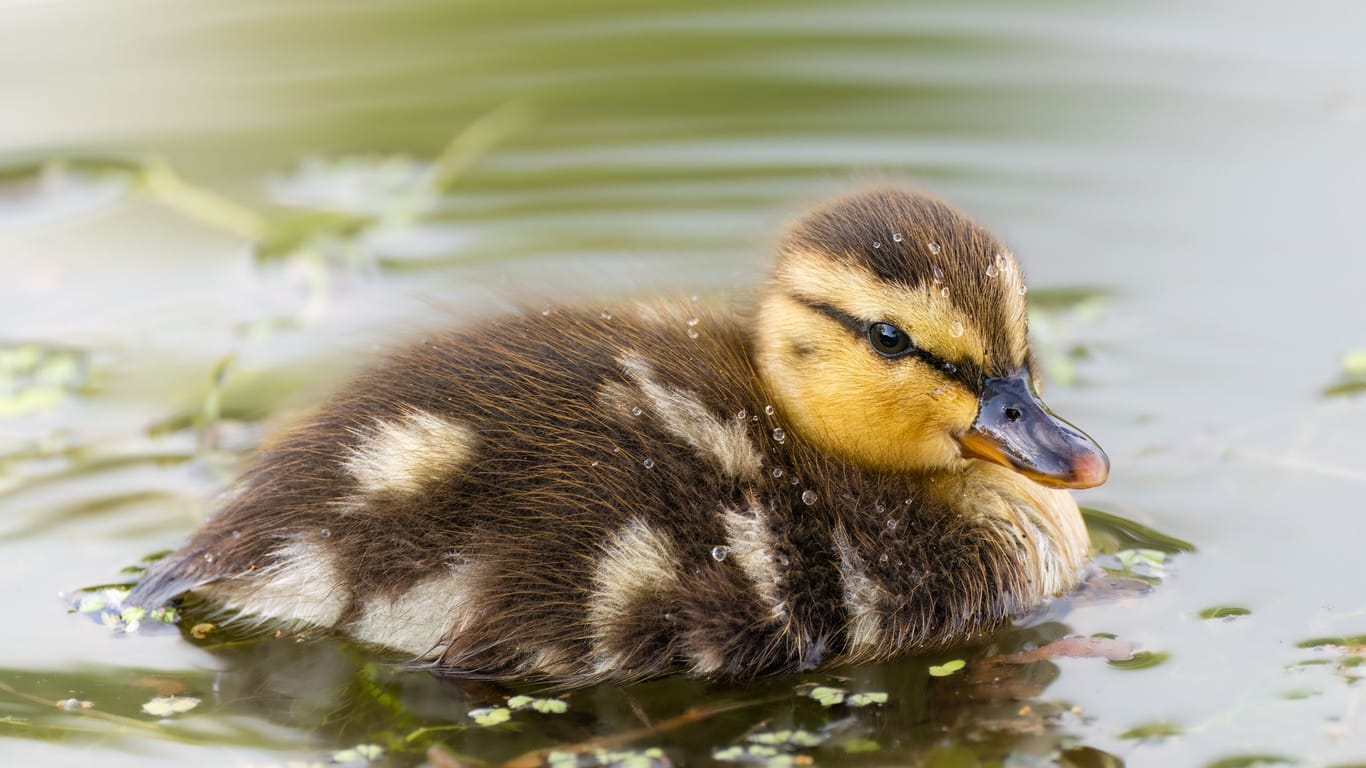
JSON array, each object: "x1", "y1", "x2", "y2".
[{"x1": 956, "y1": 373, "x2": 1109, "y2": 489}]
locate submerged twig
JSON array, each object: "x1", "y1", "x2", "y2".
[
  {"x1": 0, "y1": 678, "x2": 163, "y2": 734},
  {"x1": 496, "y1": 695, "x2": 785, "y2": 768},
  {"x1": 139, "y1": 157, "x2": 267, "y2": 240},
  {"x1": 429, "y1": 101, "x2": 536, "y2": 193}
]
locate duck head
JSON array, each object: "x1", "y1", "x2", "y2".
[{"x1": 754, "y1": 187, "x2": 1108, "y2": 490}]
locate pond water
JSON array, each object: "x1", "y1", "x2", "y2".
[{"x1": 3, "y1": 0, "x2": 1366, "y2": 766}]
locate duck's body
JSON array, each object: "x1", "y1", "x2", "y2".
[{"x1": 132, "y1": 188, "x2": 1106, "y2": 684}]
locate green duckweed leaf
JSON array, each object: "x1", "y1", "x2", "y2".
[
  {"x1": 843, "y1": 738, "x2": 881, "y2": 753},
  {"x1": 1199, "y1": 606, "x2": 1252, "y2": 620},
  {"x1": 0, "y1": 343, "x2": 92, "y2": 417},
  {"x1": 748, "y1": 730, "x2": 792, "y2": 746},
  {"x1": 1324, "y1": 350, "x2": 1366, "y2": 398},
  {"x1": 1323, "y1": 379, "x2": 1366, "y2": 398},
  {"x1": 1104, "y1": 548, "x2": 1168, "y2": 580},
  {"x1": 846, "y1": 691, "x2": 888, "y2": 707},
  {"x1": 531, "y1": 698, "x2": 569, "y2": 714},
  {"x1": 929, "y1": 659, "x2": 967, "y2": 677},
  {"x1": 715, "y1": 744, "x2": 800, "y2": 765},
  {"x1": 1343, "y1": 350, "x2": 1366, "y2": 375},
  {"x1": 506, "y1": 694, "x2": 567, "y2": 713},
  {"x1": 575, "y1": 748, "x2": 666, "y2": 768},
  {"x1": 469, "y1": 706, "x2": 510, "y2": 726},
  {"x1": 1120, "y1": 722, "x2": 1183, "y2": 740},
  {"x1": 807, "y1": 686, "x2": 845, "y2": 706},
  {"x1": 149, "y1": 606, "x2": 179, "y2": 623},
  {"x1": 141, "y1": 696, "x2": 200, "y2": 717},
  {"x1": 749, "y1": 729, "x2": 826, "y2": 747},
  {"x1": 1108, "y1": 651, "x2": 1169, "y2": 670},
  {"x1": 1296, "y1": 635, "x2": 1366, "y2": 649},
  {"x1": 333, "y1": 743, "x2": 384, "y2": 763},
  {"x1": 1202, "y1": 755, "x2": 1296, "y2": 768}
]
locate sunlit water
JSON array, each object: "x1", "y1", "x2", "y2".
[{"x1": 3, "y1": 1, "x2": 1366, "y2": 766}]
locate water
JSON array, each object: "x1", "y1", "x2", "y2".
[{"x1": 3, "y1": 0, "x2": 1366, "y2": 766}]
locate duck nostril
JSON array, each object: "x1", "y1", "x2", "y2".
[{"x1": 1004, "y1": 406, "x2": 1022, "y2": 422}]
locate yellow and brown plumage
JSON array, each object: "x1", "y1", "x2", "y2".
[{"x1": 130, "y1": 187, "x2": 1108, "y2": 684}]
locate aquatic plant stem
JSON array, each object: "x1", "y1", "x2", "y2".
[{"x1": 495, "y1": 695, "x2": 786, "y2": 768}]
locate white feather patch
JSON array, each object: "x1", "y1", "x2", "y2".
[
  {"x1": 349, "y1": 559, "x2": 481, "y2": 657},
  {"x1": 721, "y1": 499, "x2": 788, "y2": 622},
  {"x1": 616, "y1": 354, "x2": 761, "y2": 480},
  {"x1": 833, "y1": 528, "x2": 885, "y2": 651},
  {"x1": 345, "y1": 409, "x2": 476, "y2": 496},
  {"x1": 207, "y1": 541, "x2": 350, "y2": 627},
  {"x1": 588, "y1": 519, "x2": 678, "y2": 672}
]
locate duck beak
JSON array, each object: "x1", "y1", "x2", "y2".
[{"x1": 956, "y1": 372, "x2": 1109, "y2": 489}]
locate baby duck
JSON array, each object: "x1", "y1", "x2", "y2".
[{"x1": 131, "y1": 187, "x2": 1108, "y2": 684}]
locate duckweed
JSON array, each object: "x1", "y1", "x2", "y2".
[
  {"x1": 548, "y1": 747, "x2": 668, "y2": 768},
  {"x1": 845, "y1": 692, "x2": 888, "y2": 707},
  {"x1": 468, "y1": 706, "x2": 511, "y2": 726},
  {"x1": 1202, "y1": 756, "x2": 1296, "y2": 768},
  {"x1": 749, "y1": 729, "x2": 826, "y2": 747},
  {"x1": 1107, "y1": 651, "x2": 1170, "y2": 670},
  {"x1": 1322, "y1": 350, "x2": 1366, "y2": 398},
  {"x1": 141, "y1": 696, "x2": 201, "y2": 717},
  {"x1": 507, "y1": 694, "x2": 569, "y2": 714},
  {"x1": 928, "y1": 659, "x2": 967, "y2": 677},
  {"x1": 332, "y1": 744, "x2": 384, "y2": 763},
  {"x1": 1120, "y1": 722, "x2": 1184, "y2": 740},
  {"x1": 807, "y1": 686, "x2": 846, "y2": 707},
  {"x1": 802, "y1": 685, "x2": 888, "y2": 708},
  {"x1": 0, "y1": 343, "x2": 92, "y2": 417},
  {"x1": 1199, "y1": 606, "x2": 1252, "y2": 620},
  {"x1": 72, "y1": 585, "x2": 178, "y2": 633}
]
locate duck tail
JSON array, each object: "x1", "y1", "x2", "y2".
[{"x1": 125, "y1": 549, "x2": 210, "y2": 610}]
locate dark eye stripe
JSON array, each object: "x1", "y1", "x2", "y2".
[
  {"x1": 790, "y1": 294, "x2": 981, "y2": 391},
  {"x1": 793, "y1": 297, "x2": 865, "y2": 337}
]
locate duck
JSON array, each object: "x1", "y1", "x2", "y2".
[{"x1": 129, "y1": 187, "x2": 1108, "y2": 685}]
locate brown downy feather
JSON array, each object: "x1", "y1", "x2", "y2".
[{"x1": 129, "y1": 188, "x2": 1091, "y2": 686}]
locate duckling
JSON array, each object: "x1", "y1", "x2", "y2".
[{"x1": 130, "y1": 187, "x2": 1108, "y2": 684}]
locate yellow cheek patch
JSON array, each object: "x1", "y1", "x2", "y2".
[
  {"x1": 776, "y1": 249, "x2": 987, "y2": 369},
  {"x1": 755, "y1": 291, "x2": 981, "y2": 474}
]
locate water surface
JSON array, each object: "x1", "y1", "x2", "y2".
[{"x1": 3, "y1": 1, "x2": 1366, "y2": 766}]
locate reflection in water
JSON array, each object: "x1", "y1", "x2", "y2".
[
  {"x1": 150, "y1": 615, "x2": 1126, "y2": 766},
  {"x1": 47, "y1": 532, "x2": 1169, "y2": 766}
]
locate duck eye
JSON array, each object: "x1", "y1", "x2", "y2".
[{"x1": 868, "y1": 322, "x2": 912, "y2": 357}]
